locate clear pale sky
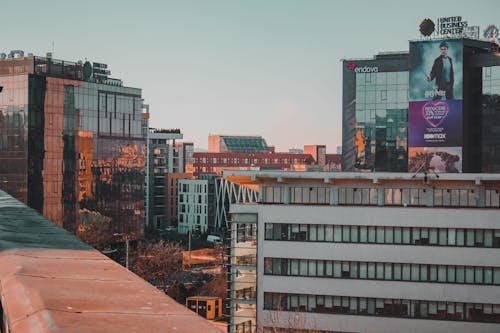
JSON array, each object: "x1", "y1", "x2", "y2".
[{"x1": 3, "y1": 0, "x2": 499, "y2": 152}]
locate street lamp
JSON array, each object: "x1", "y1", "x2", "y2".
[{"x1": 114, "y1": 233, "x2": 129, "y2": 269}]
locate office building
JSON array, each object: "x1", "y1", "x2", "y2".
[
  {"x1": 166, "y1": 172, "x2": 194, "y2": 228},
  {"x1": 145, "y1": 128, "x2": 183, "y2": 230},
  {"x1": 192, "y1": 152, "x2": 314, "y2": 177},
  {"x1": 225, "y1": 170, "x2": 500, "y2": 333},
  {"x1": 304, "y1": 145, "x2": 327, "y2": 166},
  {"x1": 342, "y1": 37, "x2": 500, "y2": 173},
  {"x1": 0, "y1": 53, "x2": 146, "y2": 236}
]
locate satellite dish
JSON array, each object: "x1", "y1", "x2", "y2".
[{"x1": 419, "y1": 18, "x2": 435, "y2": 37}]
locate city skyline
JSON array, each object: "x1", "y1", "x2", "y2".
[{"x1": 2, "y1": 0, "x2": 499, "y2": 151}]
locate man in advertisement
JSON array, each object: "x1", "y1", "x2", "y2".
[{"x1": 427, "y1": 41, "x2": 454, "y2": 100}]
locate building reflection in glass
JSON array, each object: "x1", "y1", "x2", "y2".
[{"x1": 0, "y1": 62, "x2": 146, "y2": 239}]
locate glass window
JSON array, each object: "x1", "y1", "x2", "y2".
[
  {"x1": 376, "y1": 227, "x2": 384, "y2": 244},
  {"x1": 384, "y1": 263, "x2": 392, "y2": 280},
  {"x1": 265, "y1": 224, "x2": 273, "y2": 240},
  {"x1": 402, "y1": 228, "x2": 411, "y2": 244},
  {"x1": 456, "y1": 229, "x2": 465, "y2": 246},
  {"x1": 342, "y1": 226, "x2": 350, "y2": 242},
  {"x1": 325, "y1": 261, "x2": 333, "y2": 276},
  {"x1": 334, "y1": 225, "x2": 342, "y2": 242},
  {"x1": 465, "y1": 267, "x2": 474, "y2": 283},
  {"x1": 385, "y1": 227, "x2": 394, "y2": 243},
  {"x1": 300, "y1": 259, "x2": 308, "y2": 276},
  {"x1": 429, "y1": 228, "x2": 438, "y2": 245},
  {"x1": 456, "y1": 266, "x2": 465, "y2": 283},
  {"x1": 368, "y1": 227, "x2": 376, "y2": 243},
  {"x1": 368, "y1": 262, "x2": 376, "y2": 279},
  {"x1": 325, "y1": 225, "x2": 334, "y2": 242},
  {"x1": 394, "y1": 227, "x2": 402, "y2": 243},
  {"x1": 333, "y1": 262, "x2": 342, "y2": 277},
  {"x1": 438, "y1": 266, "x2": 447, "y2": 282},
  {"x1": 475, "y1": 267, "x2": 483, "y2": 283},
  {"x1": 402, "y1": 264, "x2": 411, "y2": 281},
  {"x1": 291, "y1": 259, "x2": 299, "y2": 275},
  {"x1": 317, "y1": 260, "x2": 325, "y2": 277},
  {"x1": 393, "y1": 264, "x2": 402, "y2": 280},
  {"x1": 317, "y1": 225, "x2": 325, "y2": 241},
  {"x1": 359, "y1": 262, "x2": 368, "y2": 279},
  {"x1": 360, "y1": 226, "x2": 368, "y2": 242},
  {"x1": 447, "y1": 266, "x2": 455, "y2": 283},
  {"x1": 351, "y1": 226, "x2": 359, "y2": 242},
  {"x1": 309, "y1": 260, "x2": 317, "y2": 276}
]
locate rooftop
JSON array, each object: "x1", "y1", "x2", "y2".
[{"x1": 0, "y1": 190, "x2": 222, "y2": 333}]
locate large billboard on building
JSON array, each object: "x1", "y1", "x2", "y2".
[{"x1": 408, "y1": 39, "x2": 463, "y2": 173}]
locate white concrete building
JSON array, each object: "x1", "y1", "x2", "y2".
[
  {"x1": 178, "y1": 179, "x2": 209, "y2": 234},
  {"x1": 225, "y1": 171, "x2": 500, "y2": 333}
]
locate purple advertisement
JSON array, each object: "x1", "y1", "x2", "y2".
[{"x1": 408, "y1": 100, "x2": 462, "y2": 147}]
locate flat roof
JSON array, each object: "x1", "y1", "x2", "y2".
[
  {"x1": 222, "y1": 170, "x2": 500, "y2": 186},
  {"x1": 0, "y1": 190, "x2": 222, "y2": 333}
]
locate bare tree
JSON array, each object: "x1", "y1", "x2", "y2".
[
  {"x1": 260, "y1": 296, "x2": 322, "y2": 333},
  {"x1": 75, "y1": 219, "x2": 114, "y2": 249},
  {"x1": 195, "y1": 272, "x2": 227, "y2": 300},
  {"x1": 131, "y1": 240, "x2": 183, "y2": 290}
]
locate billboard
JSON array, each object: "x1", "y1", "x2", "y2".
[
  {"x1": 408, "y1": 39, "x2": 463, "y2": 173},
  {"x1": 409, "y1": 39, "x2": 463, "y2": 101},
  {"x1": 408, "y1": 100, "x2": 462, "y2": 147},
  {"x1": 408, "y1": 147, "x2": 462, "y2": 173}
]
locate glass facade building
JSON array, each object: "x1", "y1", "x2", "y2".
[
  {"x1": 0, "y1": 55, "x2": 146, "y2": 237},
  {"x1": 343, "y1": 39, "x2": 500, "y2": 173}
]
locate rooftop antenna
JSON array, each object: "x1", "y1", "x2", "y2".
[{"x1": 52, "y1": 41, "x2": 54, "y2": 56}]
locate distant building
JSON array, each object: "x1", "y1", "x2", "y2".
[
  {"x1": 208, "y1": 135, "x2": 270, "y2": 153},
  {"x1": 304, "y1": 145, "x2": 327, "y2": 165},
  {"x1": 288, "y1": 148, "x2": 304, "y2": 154},
  {"x1": 146, "y1": 128, "x2": 183, "y2": 230},
  {"x1": 178, "y1": 179, "x2": 209, "y2": 234},
  {"x1": 0, "y1": 53, "x2": 146, "y2": 237},
  {"x1": 166, "y1": 172, "x2": 194, "y2": 228},
  {"x1": 192, "y1": 152, "x2": 314, "y2": 177},
  {"x1": 186, "y1": 296, "x2": 223, "y2": 320},
  {"x1": 177, "y1": 175, "x2": 218, "y2": 234},
  {"x1": 176, "y1": 141, "x2": 194, "y2": 172}
]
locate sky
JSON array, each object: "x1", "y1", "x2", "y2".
[{"x1": 2, "y1": 0, "x2": 499, "y2": 152}]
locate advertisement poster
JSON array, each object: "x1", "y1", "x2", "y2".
[
  {"x1": 408, "y1": 147, "x2": 462, "y2": 173},
  {"x1": 408, "y1": 39, "x2": 463, "y2": 173},
  {"x1": 408, "y1": 100, "x2": 462, "y2": 147},
  {"x1": 409, "y1": 39, "x2": 463, "y2": 101}
]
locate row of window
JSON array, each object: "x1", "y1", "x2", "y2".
[
  {"x1": 264, "y1": 292, "x2": 500, "y2": 323},
  {"x1": 261, "y1": 186, "x2": 500, "y2": 207},
  {"x1": 264, "y1": 258, "x2": 500, "y2": 285},
  {"x1": 264, "y1": 223, "x2": 500, "y2": 248}
]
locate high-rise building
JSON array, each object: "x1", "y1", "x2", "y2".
[
  {"x1": 342, "y1": 37, "x2": 500, "y2": 173},
  {"x1": 145, "y1": 128, "x2": 183, "y2": 230},
  {"x1": 0, "y1": 53, "x2": 146, "y2": 236},
  {"x1": 225, "y1": 170, "x2": 500, "y2": 333}
]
